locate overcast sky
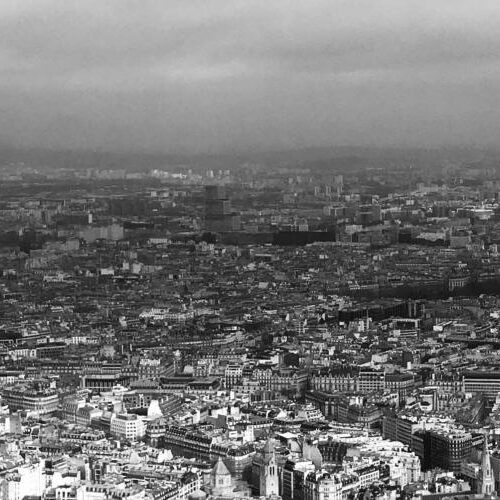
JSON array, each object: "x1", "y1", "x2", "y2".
[{"x1": 1, "y1": 0, "x2": 499, "y2": 153}]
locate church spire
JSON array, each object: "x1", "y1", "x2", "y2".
[{"x1": 479, "y1": 432, "x2": 495, "y2": 496}]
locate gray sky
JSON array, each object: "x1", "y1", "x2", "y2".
[{"x1": 1, "y1": 0, "x2": 499, "y2": 153}]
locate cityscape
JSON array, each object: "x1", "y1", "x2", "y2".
[{"x1": 2, "y1": 1, "x2": 500, "y2": 500}]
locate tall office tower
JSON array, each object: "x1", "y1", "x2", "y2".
[
  {"x1": 333, "y1": 174, "x2": 344, "y2": 196},
  {"x1": 204, "y1": 185, "x2": 241, "y2": 232}
]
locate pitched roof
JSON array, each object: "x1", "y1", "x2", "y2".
[{"x1": 213, "y1": 457, "x2": 231, "y2": 476}]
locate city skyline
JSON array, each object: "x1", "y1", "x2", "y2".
[{"x1": 2, "y1": 3, "x2": 500, "y2": 498}]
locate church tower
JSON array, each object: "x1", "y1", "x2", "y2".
[
  {"x1": 478, "y1": 434, "x2": 495, "y2": 496},
  {"x1": 260, "y1": 451, "x2": 280, "y2": 497},
  {"x1": 212, "y1": 457, "x2": 233, "y2": 497}
]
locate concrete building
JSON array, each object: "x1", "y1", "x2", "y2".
[{"x1": 110, "y1": 413, "x2": 146, "y2": 441}]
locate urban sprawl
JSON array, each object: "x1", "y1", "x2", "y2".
[{"x1": 0, "y1": 150, "x2": 500, "y2": 500}]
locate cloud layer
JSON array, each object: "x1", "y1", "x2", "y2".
[{"x1": 1, "y1": 0, "x2": 499, "y2": 153}]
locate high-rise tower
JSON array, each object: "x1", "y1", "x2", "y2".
[{"x1": 204, "y1": 185, "x2": 240, "y2": 232}]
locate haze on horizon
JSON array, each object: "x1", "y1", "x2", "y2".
[{"x1": 1, "y1": 0, "x2": 500, "y2": 155}]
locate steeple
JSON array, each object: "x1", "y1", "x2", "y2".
[
  {"x1": 263, "y1": 437, "x2": 276, "y2": 461},
  {"x1": 478, "y1": 433, "x2": 495, "y2": 496},
  {"x1": 260, "y1": 450, "x2": 280, "y2": 497},
  {"x1": 212, "y1": 457, "x2": 233, "y2": 496}
]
